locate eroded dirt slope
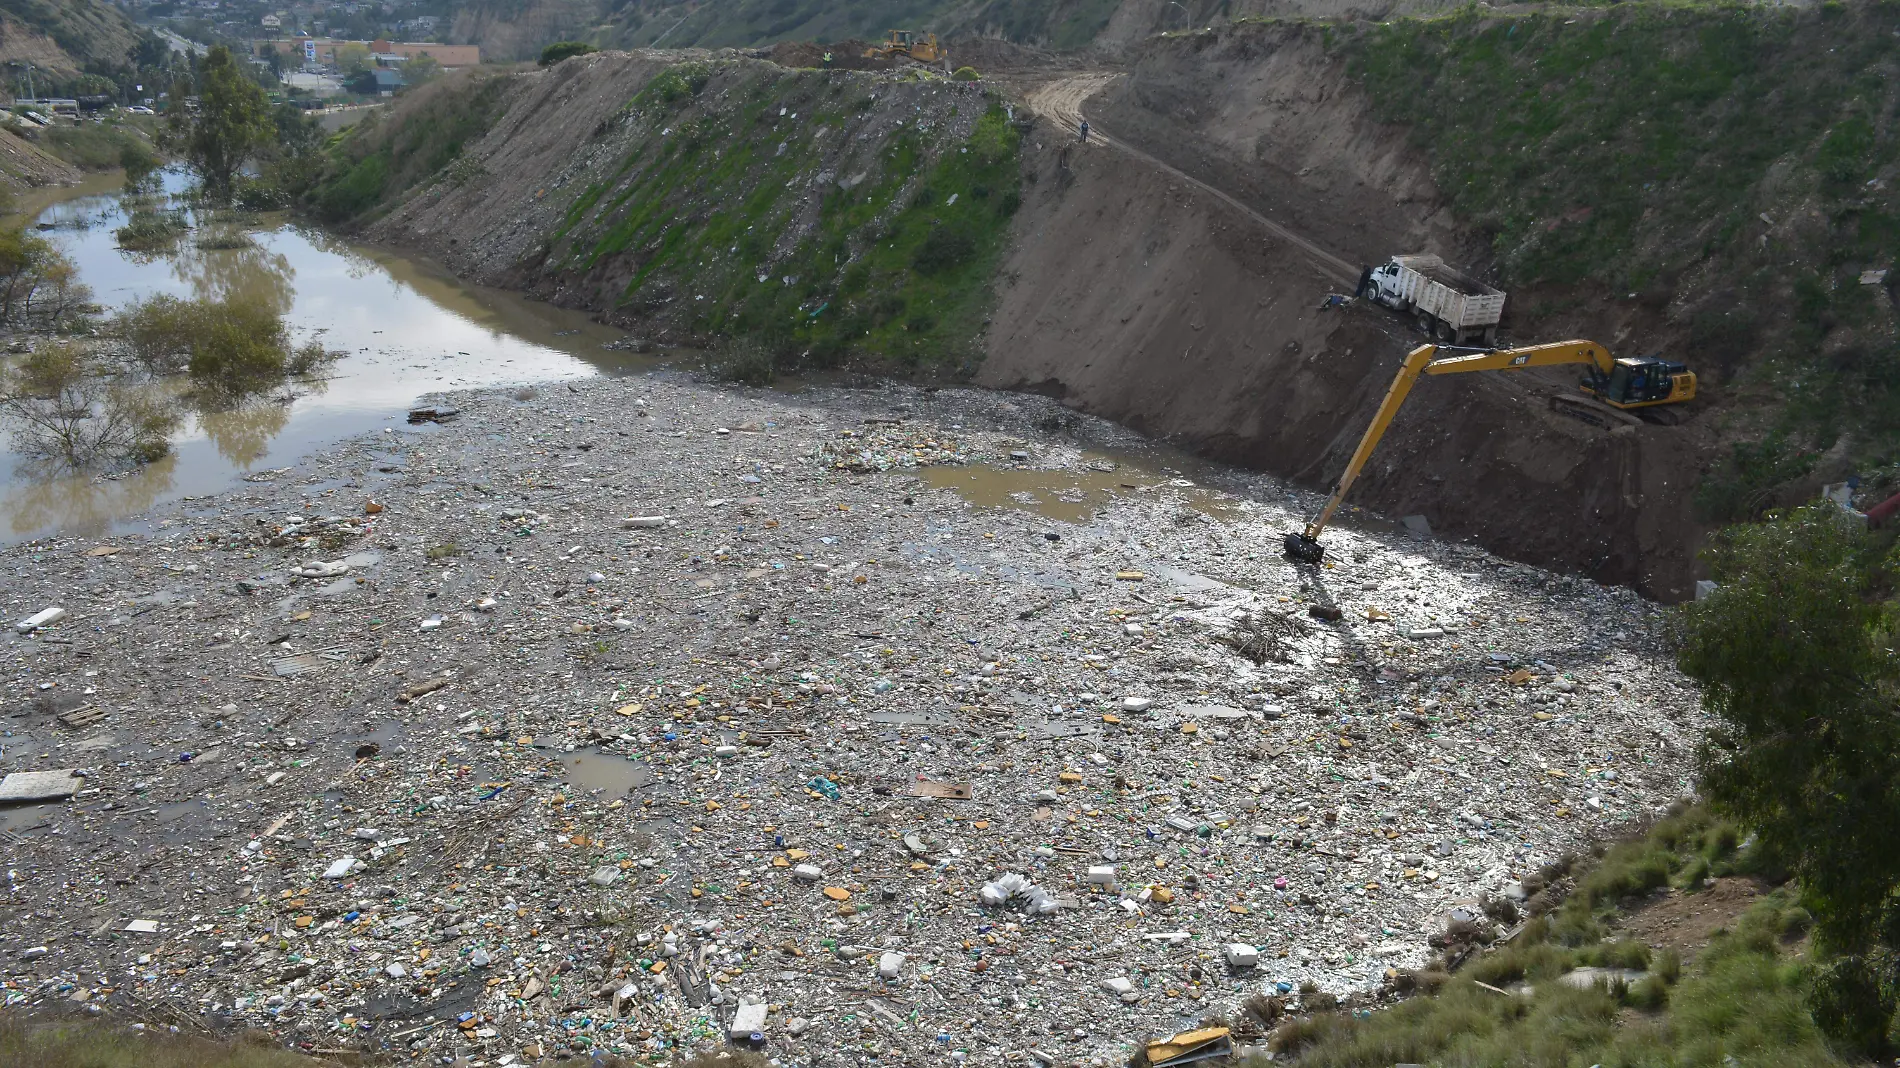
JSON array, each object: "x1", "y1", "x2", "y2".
[{"x1": 366, "y1": 51, "x2": 681, "y2": 287}]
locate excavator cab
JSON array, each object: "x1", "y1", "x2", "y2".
[{"x1": 1583, "y1": 356, "x2": 1696, "y2": 409}]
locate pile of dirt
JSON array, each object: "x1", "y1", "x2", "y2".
[
  {"x1": 765, "y1": 38, "x2": 892, "y2": 70},
  {"x1": 940, "y1": 34, "x2": 1065, "y2": 73},
  {"x1": 0, "y1": 126, "x2": 79, "y2": 188}
]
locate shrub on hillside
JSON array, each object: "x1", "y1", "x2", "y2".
[
  {"x1": 913, "y1": 225, "x2": 976, "y2": 274},
  {"x1": 539, "y1": 41, "x2": 597, "y2": 66}
]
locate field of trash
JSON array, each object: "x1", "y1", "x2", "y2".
[{"x1": 0, "y1": 372, "x2": 1705, "y2": 1066}]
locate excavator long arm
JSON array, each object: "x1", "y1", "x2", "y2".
[{"x1": 1282, "y1": 340, "x2": 1611, "y2": 563}]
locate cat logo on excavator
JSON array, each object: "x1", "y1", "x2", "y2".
[{"x1": 864, "y1": 30, "x2": 948, "y2": 67}]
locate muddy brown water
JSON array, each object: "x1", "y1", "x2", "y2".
[
  {"x1": 562, "y1": 749, "x2": 653, "y2": 795},
  {"x1": 1, "y1": 171, "x2": 660, "y2": 544}
]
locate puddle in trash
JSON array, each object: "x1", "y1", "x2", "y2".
[
  {"x1": 359, "y1": 721, "x2": 408, "y2": 743},
  {"x1": 868, "y1": 710, "x2": 957, "y2": 728},
  {"x1": 1, "y1": 804, "x2": 55, "y2": 833},
  {"x1": 919, "y1": 454, "x2": 1248, "y2": 525},
  {"x1": 155, "y1": 798, "x2": 220, "y2": 840},
  {"x1": 563, "y1": 750, "x2": 654, "y2": 795},
  {"x1": 156, "y1": 800, "x2": 207, "y2": 823},
  {"x1": 1029, "y1": 717, "x2": 1104, "y2": 740}
]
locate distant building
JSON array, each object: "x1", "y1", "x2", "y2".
[
  {"x1": 372, "y1": 68, "x2": 403, "y2": 95},
  {"x1": 263, "y1": 37, "x2": 479, "y2": 67},
  {"x1": 282, "y1": 71, "x2": 344, "y2": 96}
]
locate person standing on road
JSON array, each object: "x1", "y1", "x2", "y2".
[{"x1": 1079, "y1": 119, "x2": 1090, "y2": 144}]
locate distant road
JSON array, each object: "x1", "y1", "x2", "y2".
[
  {"x1": 157, "y1": 29, "x2": 207, "y2": 57},
  {"x1": 316, "y1": 104, "x2": 381, "y2": 132},
  {"x1": 1026, "y1": 73, "x2": 1359, "y2": 286}
]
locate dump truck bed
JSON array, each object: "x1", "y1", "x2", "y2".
[
  {"x1": 1390, "y1": 254, "x2": 1505, "y2": 329},
  {"x1": 1393, "y1": 254, "x2": 1501, "y2": 298}
]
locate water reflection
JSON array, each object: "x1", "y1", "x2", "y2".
[
  {"x1": 0, "y1": 170, "x2": 660, "y2": 544},
  {"x1": 199, "y1": 397, "x2": 294, "y2": 468},
  {"x1": 169, "y1": 230, "x2": 296, "y2": 314},
  {"x1": 4, "y1": 454, "x2": 178, "y2": 538}
]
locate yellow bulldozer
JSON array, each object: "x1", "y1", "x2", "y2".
[{"x1": 864, "y1": 30, "x2": 948, "y2": 67}]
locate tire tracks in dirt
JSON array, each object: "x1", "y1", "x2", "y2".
[{"x1": 1024, "y1": 72, "x2": 1361, "y2": 287}]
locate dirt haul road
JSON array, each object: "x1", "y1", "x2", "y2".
[{"x1": 1024, "y1": 72, "x2": 1360, "y2": 286}]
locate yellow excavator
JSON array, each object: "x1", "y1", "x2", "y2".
[
  {"x1": 1282, "y1": 340, "x2": 1697, "y2": 563},
  {"x1": 864, "y1": 30, "x2": 948, "y2": 66}
]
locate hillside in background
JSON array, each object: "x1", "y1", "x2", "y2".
[
  {"x1": 315, "y1": 54, "x2": 1021, "y2": 372},
  {"x1": 444, "y1": 0, "x2": 1461, "y2": 60},
  {"x1": 1330, "y1": 4, "x2": 1900, "y2": 518},
  {"x1": 0, "y1": 0, "x2": 145, "y2": 76}
]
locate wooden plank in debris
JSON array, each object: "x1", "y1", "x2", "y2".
[
  {"x1": 57, "y1": 706, "x2": 105, "y2": 728},
  {"x1": 397, "y1": 677, "x2": 452, "y2": 703},
  {"x1": 904, "y1": 777, "x2": 972, "y2": 800},
  {"x1": 268, "y1": 647, "x2": 350, "y2": 677}
]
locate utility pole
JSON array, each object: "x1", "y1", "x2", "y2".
[{"x1": 1166, "y1": 2, "x2": 1191, "y2": 33}]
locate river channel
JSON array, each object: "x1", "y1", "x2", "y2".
[{"x1": 3, "y1": 171, "x2": 654, "y2": 543}]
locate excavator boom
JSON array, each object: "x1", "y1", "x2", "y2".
[{"x1": 1282, "y1": 340, "x2": 1620, "y2": 564}]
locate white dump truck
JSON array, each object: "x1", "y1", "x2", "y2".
[{"x1": 1357, "y1": 254, "x2": 1506, "y2": 345}]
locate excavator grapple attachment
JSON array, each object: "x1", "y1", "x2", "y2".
[{"x1": 1283, "y1": 532, "x2": 1325, "y2": 564}]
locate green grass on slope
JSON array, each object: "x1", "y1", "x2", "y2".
[
  {"x1": 308, "y1": 69, "x2": 514, "y2": 224},
  {"x1": 1327, "y1": 3, "x2": 1900, "y2": 516},
  {"x1": 1337, "y1": 5, "x2": 1893, "y2": 293},
  {"x1": 39, "y1": 122, "x2": 153, "y2": 171},
  {"x1": 1252, "y1": 808, "x2": 1840, "y2": 1068},
  {"x1": 1264, "y1": 915, "x2": 1840, "y2": 1068},
  {"x1": 555, "y1": 65, "x2": 1021, "y2": 373},
  {"x1": 0, "y1": 0, "x2": 143, "y2": 69},
  {"x1": 610, "y1": 0, "x2": 1120, "y2": 50}
]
